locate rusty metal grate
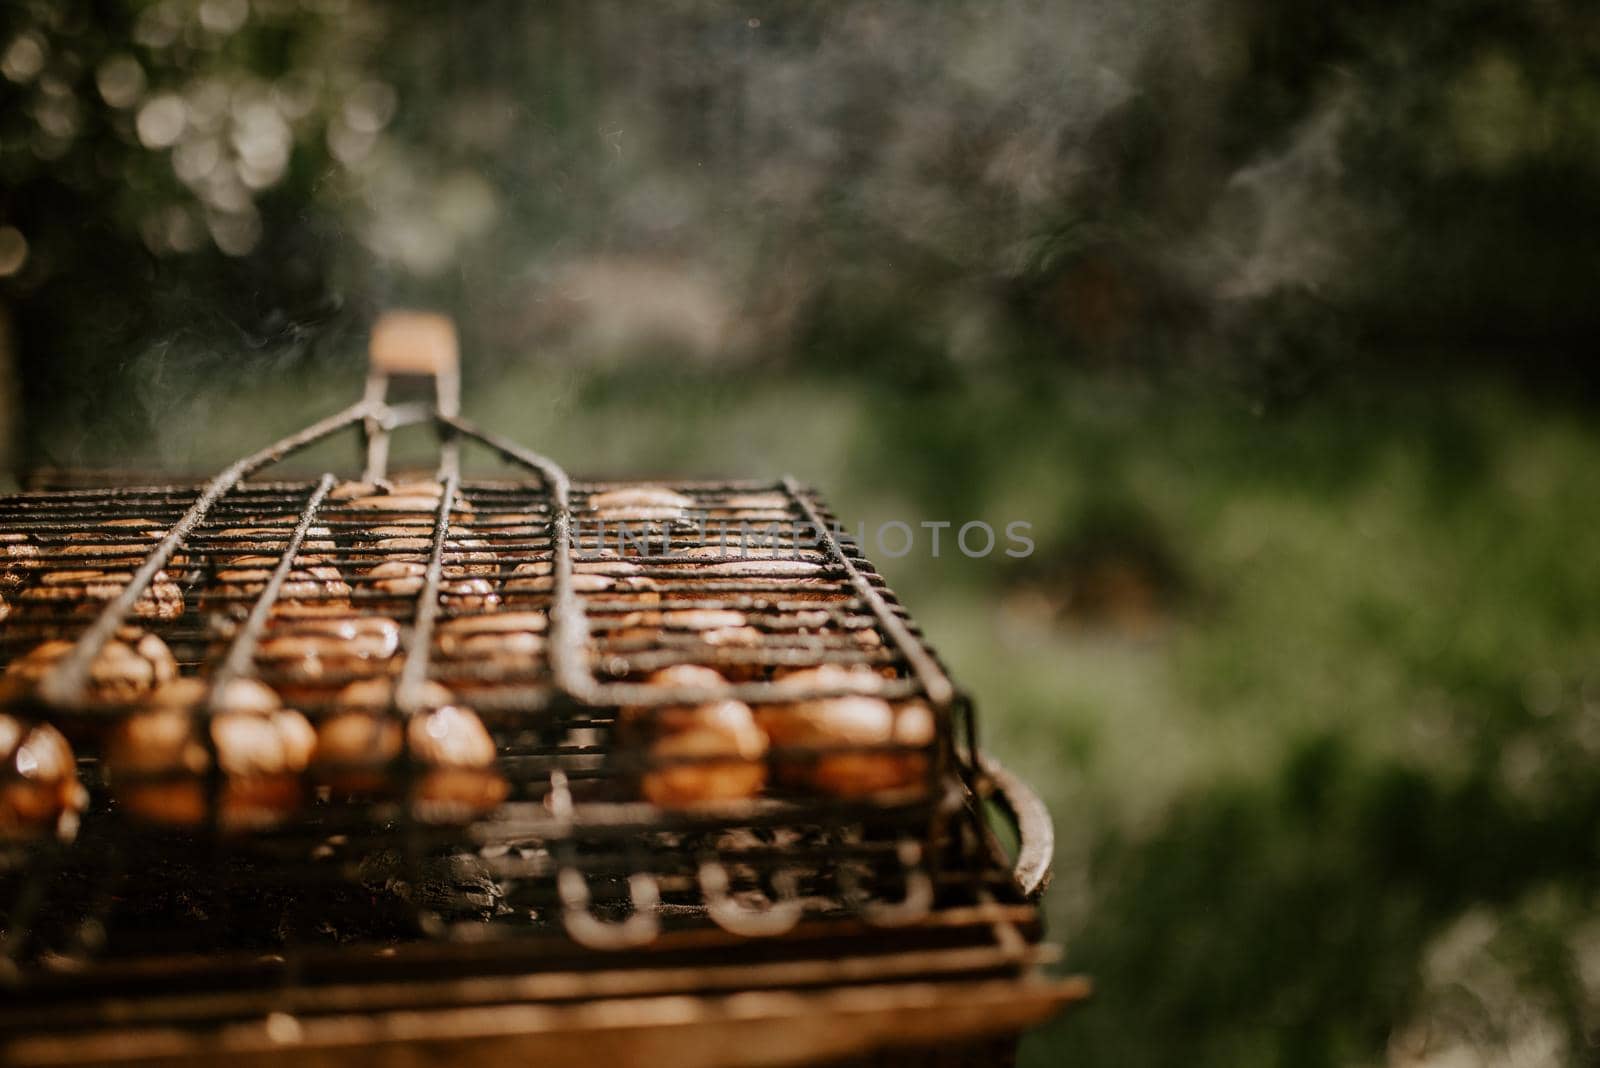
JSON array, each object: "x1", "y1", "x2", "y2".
[{"x1": 0, "y1": 321, "x2": 1063, "y2": 1064}]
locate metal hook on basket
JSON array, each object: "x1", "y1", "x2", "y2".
[
  {"x1": 557, "y1": 867, "x2": 661, "y2": 950},
  {"x1": 838, "y1": 839, "x2": 934, "y2": 928},
  {"x1": 699, "y1": 860, "x2": 804, "y2": 938}
]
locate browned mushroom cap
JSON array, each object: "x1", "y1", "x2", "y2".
[
  {"x1": 698, "y1": 626, "x2": 765, "y2": 648},
  {"x1": 355, "y1": 562, "x2": 501, "y2": 613},
  {"x1": 371, "y1": 536, "x2": 432, "y2": 553},
  {"x1": 253, "y1": 619, "x2": 401, "y2": 707},
  {"x1": 266, "y1": 616, "x2": 402, "y2": 658},
  {"x1": 106, "y1": 678, "x2": 315, "y2": 830},
  {"x1": 441, "y1": 577, "x2": 500, "y2": 613},
  {"x1": 329, "y1": 479, "x2": 382, "y2": 500},
  {"x1": 19, "y1": 568, "x2": 185, "y2": 620},
  {"x1": 670, "y1": 544, "x2": 822, "y2": 561},
  {"x1": 209, "y1": 561, "x2": 352, "y2": 603},
  {"x1": 585, "y1": 575, "x2": 661, "y2": 603},
  {"x1": 587, "y1": 486, "x2": 695, "y2": 522},
  {"x1": 1, "y1": 532, "x2": 39, "y2": 558},
  {"x1": 505, "y1": 572, "x2": 660, "y2": 606},
  {"x1": 433, "y1": 613, "x2": 548, "y2": 676},
  {"x1": 311, "y1": 678, "x2": 408, "y2": 798},
  {"x1": 56, "y1": 539, "x2": 170, "y2": 560},
  {"x1": 434, "y1": 630, "x2": 545, "y2": 660},
  {"x1": 213, "y1": 524, "x2": 334, "y2": 544},
  {"x1": 346, "y1": 495, "x2": 452, "y2": 513},
  {"x1": 361, "y1": 561, "x2": 426, "y2": 606},
  {"x1": 0, "y1": 633, "x2": 178, "y2": 706},
  {"x1": 0, "y1": 716, "x2": 87, "y2": 840},
  {"x1": 508, "y1": 557, "x2": 639, "y2": 579},
  {"x1": 639, "y1": 701, "x2": 768, "y2": 809},
  {"x1": 336, "y1": 479, "x2": 472, "y2": 515},
  {"x1": 769, "y1": 662, "x2": 899, "y2": 690},
  {"x1": 756, "y1": 696, "x2": 933, "y2": 798},
  {"x1": 649, "y1": 663, "x2": 729, "y2": 689},
  {"x1": 656, "y1": 608, "x2": 740, "y2": 630},
  {"x1": 715, "y1": 492, "x2": 792, "y2": 511},
  {"x1": 436, "y1": 611, "x2": 548, "y2": 638},
  {"x1": 617, "y1": 665, "x2": 731, "y2": 736},
  {"x1": 313, "y1": 679, "x2": 505, "y2": 816}
]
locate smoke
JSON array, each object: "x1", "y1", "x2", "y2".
[
  {"x1": 1189, "y1": 83, "x2": 1364, "y2": 304},
  {"x1": 7, "y1": 0, "x2": 1399, "y2": 466},
  {"x1": 331, "y1": 0, "x2": 1201, "y2": 368}
]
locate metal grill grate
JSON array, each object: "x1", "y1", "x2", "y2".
[{"x1": 0, "y1": 324, "x2": 1065, "y2": 1062}]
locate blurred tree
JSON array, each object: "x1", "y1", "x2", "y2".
[{"x1": 0, "y1": 0, "x2": 393, "y2": 469}]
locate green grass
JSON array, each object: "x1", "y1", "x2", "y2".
[{"x1": 18, "y1": 357, "x2": 1600, "y2": 1066}]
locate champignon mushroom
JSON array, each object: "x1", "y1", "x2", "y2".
[
  {"x1": 0, "y1": 716, "x2": 87, "y2": 840},
  {"x1": 587, "y1": 486, "x2": 695, "y2": 523},
  {"x1": 312, "y1": 679, "x2": 506, "y2": 817},
  {"x1": 252, "y1": 617, "x2": 402, "y2": 705},
  {"x1": 0, "y1": 633, "x2": 178, "y2": 706},
  {"x1": 755, "y1": 696, "x2": 933, "y2": 797},
  {"x1": 19, "y1": 568, "x2": 185, "y2": 620},
  {"x1": 105, "y1": 678, "x2": 315, "y2": 830},
  {"x1": 616, "y1": 666, "x2": 768, "y2": 808}
]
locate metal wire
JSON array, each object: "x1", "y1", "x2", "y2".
[
  {"x1": 208, "y1": 474, "x2": 338, "y2": 697},
  {"x1": 35, "y1": 403, "x2": 373, "y2": 707},
  {"x1": 0, "y1": 394, "x2": 1009, "y2": 976}
]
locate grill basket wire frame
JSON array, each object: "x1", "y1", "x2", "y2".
[{"x1": 0, "y1": 336, "x2": 1068, "y2": 1061}]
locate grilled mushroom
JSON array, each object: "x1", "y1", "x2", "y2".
[
  {"x1": 436, "y1": 610, "x2": 548, "y2": 642},
  {"x1": 504, "y1": 570, "x2": 660, "y2": 612},
  {"x1": 200, "y1": 553, "x2": 351, "y2": 622},
  {"x1": 716, "y1": 492, "x2": 792, "y2": 511},
  {"x1": 335, "y1": 479, "x2": 470, "y2": 515},
  {"x1": 106, "y1": 678, "x2": 316, "y2": 830},
  {"x1": 19, "y1": 568, "x2": 185, "y2": 620},
  {"x1": 435, "y1": 629, "x2": 545, "y2": 660},
  {"x1": 254, "y1": 617, "x2": 402, "y2": 705},
  {"x1": 441, "y1": 577, "x2": 500, "y2": 613},
  {"x1": 431, "y1": 613, "x2": 546, "y2": 689},
  {"x1": 0, "y1": 633, "x2": 178, "y2": 706},
  {"x1": 639, "y1": 701, "x2": 769, "y2": 808},
  {"x1": 1, "y1": 532, "x2": 39, "y2": 558},
  {"x1": 312, "y1": 679, "x2": 506, "y2": 817},
  {"x1": 507, "y1": 557, "x2": 640, "y2": 579},
  {"x1": 619, "y1": 666, "x2": 768, "y2": 808},
  {"x1": 588, "y1": 486, "x2": 694, "y2": 523},
  {"x1": 435, "y1": 612, "x2": 548, "y2": 658},
  {"x1": 756, "y1": 695, "x2": 933, "y2": 798},
  {"x1": 0, "y1": 716, "x2": 87, "y2": 840},
  {"x1": 769, "y1": 662, "x2": 898, "y2": 692},
  {"x1": 267, "y1": 616, "x2": 402, "y2": 658},
  {"x1": 365, "y1": 559, "x2": 426, "y2": 595}
]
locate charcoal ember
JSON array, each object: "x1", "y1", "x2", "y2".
[{"x1": 357, "y1": 849, "x2": 508, "y2": 918}]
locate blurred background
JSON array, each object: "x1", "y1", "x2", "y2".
[{"x1": 3, "y1": 1, "x2": 1599, "y2": 1064}]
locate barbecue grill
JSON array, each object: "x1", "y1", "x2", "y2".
[{"x1": 0, "y1": 315, "x2": 1080, "y2": 1067}]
